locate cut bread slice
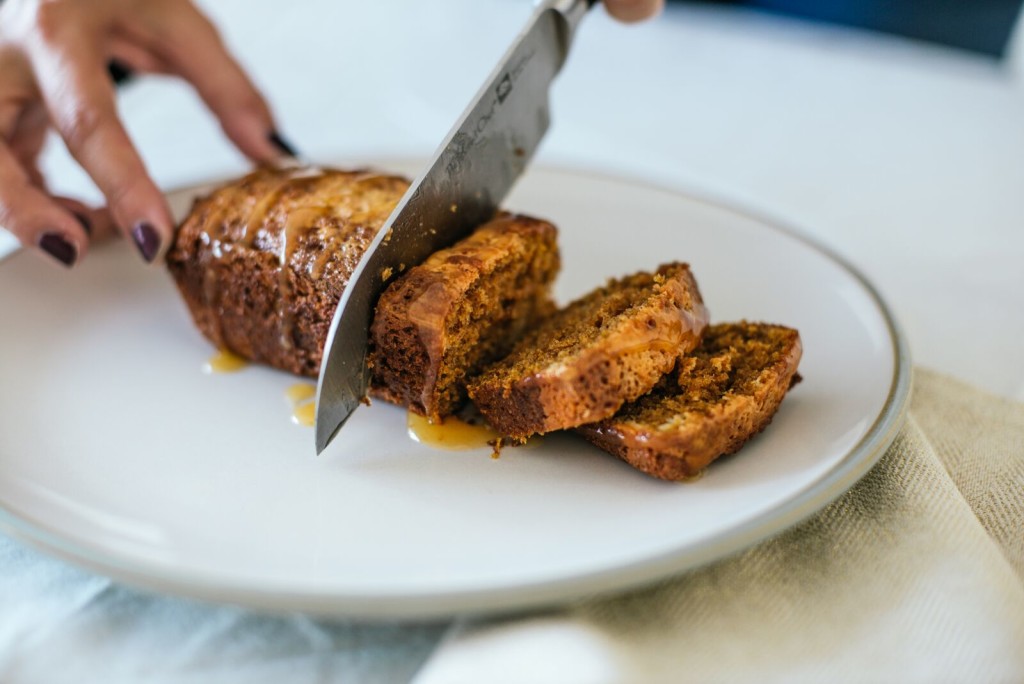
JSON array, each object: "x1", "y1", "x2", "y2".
[
  {"x1": 368, "y1": 213, "x2": 560, "y2": 422},
  {"x1": 467, "y1": 263, "x2": 708, "y2": 440},
  {"x1": 576, "y1": 322, "x2": 802, "y2": 481}
]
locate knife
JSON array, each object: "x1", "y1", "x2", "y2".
[{"x1": 315, "y1": 0, "x2": 598, "y2": 454}]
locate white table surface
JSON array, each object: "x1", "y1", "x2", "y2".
[{"x1": 1, "y1": 1, "x2": 1022, "y2": 681}]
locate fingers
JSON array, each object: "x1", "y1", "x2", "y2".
[
  {"x1": 106, "y1": 37, "x2": 167, "y2": 75},
  {"x1": 0, "y1": 143, "x2": 89, "y2": 268},
  {"x1": 5, "y1": 105, "x2": 49, "y2": 171},
  {"x1": 145, "y1": 3, "x2": 292, "y2": 162},
  {"x1": 53, "y1": 196, "x2": 118, "y2": 242},
  {"x1": 29, "y1": 30, "x2": 174, "y2": 263},
  {"x1": 602, "y1": 0, "x2": 665, "y2": 22}
]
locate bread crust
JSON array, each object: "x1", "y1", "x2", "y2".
[
  {"x1": 576, "y1": 322, "x2": 802, "y2": 481},
  {"x1": 368, "y1": 214, "x2": 560, "y2": 421},
  {"x1": 166, "y1": 167, "x2": 408, "y2": 377},
  {"x1": 468, "y1": 263, "x2": 708, "y2": 440}
]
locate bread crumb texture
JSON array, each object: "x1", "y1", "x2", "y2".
[
  {"x1": 369, "y1": 213, "x2": 560, "y2": 422},
  {"x1": 167, "y1": 167, "x2": 409, "y2": 378},
  {"x1": 577, "y1": 322, "x2": 802, "y2": 481},
  {"x1": 468, "y1": 262, "x2": 708, "y2": 440}
]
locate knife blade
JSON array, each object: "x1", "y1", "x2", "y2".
[{"x1": 314, "y1": 0, "x2": 597, "y2": 454}]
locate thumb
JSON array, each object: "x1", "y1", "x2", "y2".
[{"x1": 602, "y1": 0, "x2": 664, "y2": 22}]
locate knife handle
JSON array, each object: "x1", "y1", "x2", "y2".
[{"x1": 552, "y1": 0, "x2": 598, "y2": 36}]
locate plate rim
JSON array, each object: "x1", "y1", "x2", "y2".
[{"x1": 0, "y1": 162, "x2": 912, "y2": 620}]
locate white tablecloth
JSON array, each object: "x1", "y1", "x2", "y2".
[{"x1": 2, "y1": 1, "x2": 1022, "y2": 681}]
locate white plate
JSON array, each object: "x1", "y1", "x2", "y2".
[{"x1": 0, "y1": 165, "x2": 909, "y2": 619}]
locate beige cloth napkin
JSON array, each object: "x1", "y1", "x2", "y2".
[{"x1": 415, "y1": 369, "x2": 1024, "y2": 684}]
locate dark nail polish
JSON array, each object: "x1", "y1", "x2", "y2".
[
  {"x1": 131, "y1": 222, "x2": 161, "y2": 263},
  {"x1": 107, "y1": 59, "x2": 135, "y2": 86},
  {"x1": 74, "y1": 213, "x2": 92, "y2": 236},
  {"x1": 268, "y1": 130, "x2": 299, "y2": 158},
  {"x1": 39, "y1": 232, "x2": 77, "y2": 267}
]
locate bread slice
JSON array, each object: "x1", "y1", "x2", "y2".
[
  {"x1": 576, "y1": 322, "x2": 802, "y2": 481},
  {"x1": 167, "y1": 166, "x2": 409, "y2": 377},
  {"x1": 467, "y1": 263, "x2": 708, "y2": 440},
  {"x1": 369, "y1": 213, "x2": 560, "y2": 422}
]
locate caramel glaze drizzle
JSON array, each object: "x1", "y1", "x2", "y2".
[
  {"x1": 404, "y1": 219, "x2": 515, "y2": 413},
  {"x1": 195, "y1": 168, "x2": 398, "y2": 354},
  {"x1": 241, "y1": 168, "x2": 325, "y2": 350},
  {"x1": 406, "y1": 411, "x2": 501, "y2": 451}
]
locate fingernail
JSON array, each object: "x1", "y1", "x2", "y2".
[
  {"x1": 268, "y1": 130, "x2": 299, "y2": 158},
  {"x1": 74, "y1": 212, "x2": 92, "y2": 236},
  {"x1": 107, "y1": 60, "x2": 135, "y2": 86},
  {"x1": 38, "y1": 232, "x2": 77, "y2": 267},
  {"x1": 131, "y1": 222, "x2": 161, "y2": 263}
]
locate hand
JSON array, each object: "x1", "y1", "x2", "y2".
[
  {"x1": 603, "y1": 0, "x2": 665, "y2": 22},
  {"x1": 0, "y1": 0, "x2": 290, "y2": 268}
]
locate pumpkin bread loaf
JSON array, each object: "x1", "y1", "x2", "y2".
[
  {"x1": 368, "y1": 213, "x2": 560, "y2": 422},
  {"x1": 467, "y1": 263, "x2": 708, "y2": 441},
  {"x1": 167, "y1": 166, "x2": 409, "y2": 377},
  {"x1": 576, "y1": 322, "x2": 802, "y2": 481}
]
